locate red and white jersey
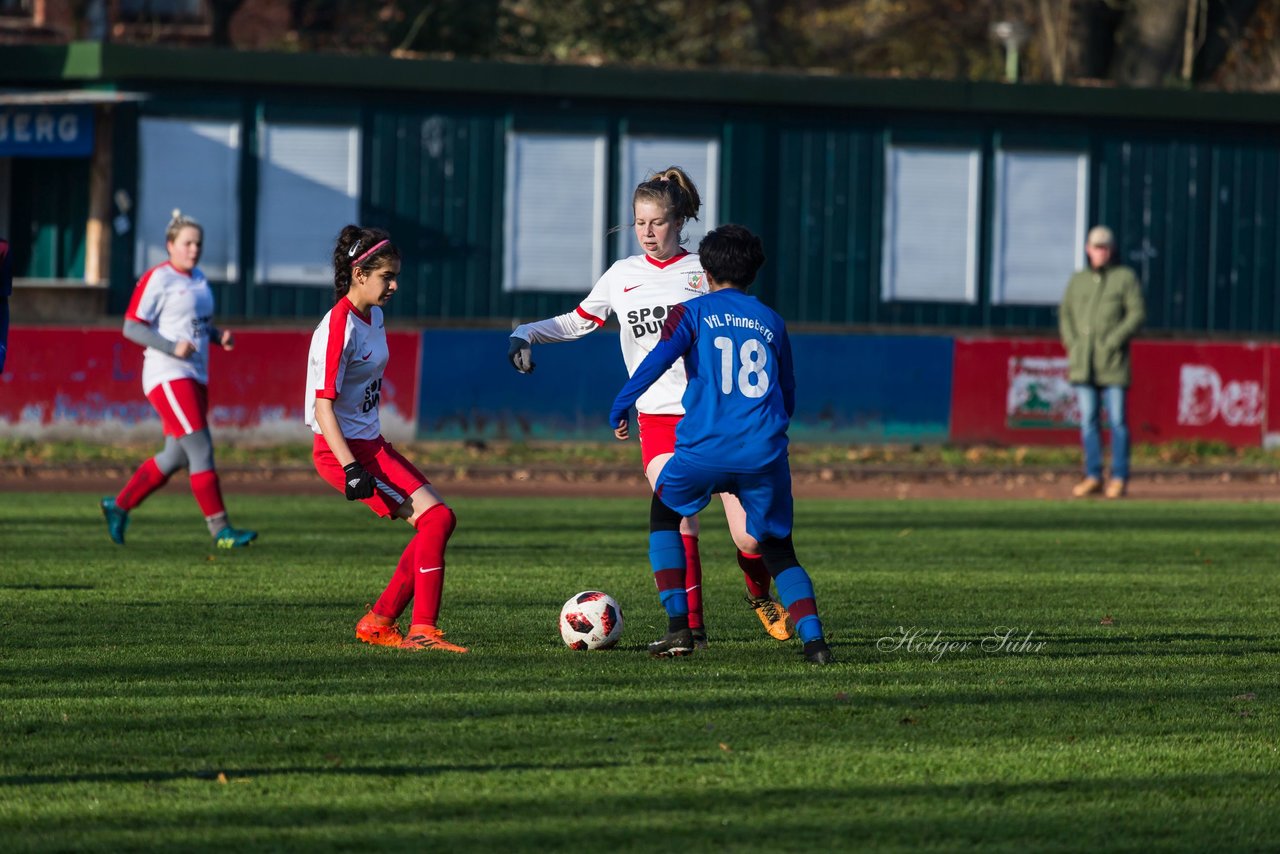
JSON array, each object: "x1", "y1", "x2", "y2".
[
  {"x1": 305, "y1": 298, "x2": 389, "y2": 441},
  {"x1": 125, "y1": 262, "x2": 215, "y2": 395},
  {"x1": 511, "y1": 251, "x2": 707, "y2": 415}
]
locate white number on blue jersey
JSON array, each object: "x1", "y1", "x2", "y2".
[{"x1": 713, "y1": 336, "x2": 770, "y2": 398}]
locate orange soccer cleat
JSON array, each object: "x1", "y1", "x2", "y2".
[
  {"x1": 746, "y1": 595, "x2": 793, "y2": 641},
  {"x1": 355, "y1": 612, "x2": 405, "y2": 647},
  {"x1": 399, "y1": 625, "x2": 469, "y2": 654}
]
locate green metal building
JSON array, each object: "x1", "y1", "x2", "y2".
[{"x1": 3, "y1": 42, "x2": 1279, "y2": 335}]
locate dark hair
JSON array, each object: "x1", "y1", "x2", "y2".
[
  {"x1": 633, "y1": 165, "x2": 701, "y2": 242},
  {"x1": 332, "y1": 225, "x2": 401, "y2": 300},
  {"x1": 697, "y1": 224, "x2": 766, "y2": 288}
]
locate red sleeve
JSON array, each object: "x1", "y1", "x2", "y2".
[
  {"x1": 575, "y1": 306, "x2": 605, "y2": 326},
  {"x1": 316, "y1": 302, "x2": 350, "y2": 400},
  {"x1": 123, "y1": 266, "x2": 160, "y2": 324}
]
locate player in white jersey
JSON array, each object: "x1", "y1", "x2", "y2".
[
  {"x1": 99, "y1": 211, "x2": 257, "y2": 549},
  {"x1": 307, "y1": 225, "x2": 467, "y2": 654},
  {"x1": 507, "y1": 166, "x2": 791, "y2": 648}
]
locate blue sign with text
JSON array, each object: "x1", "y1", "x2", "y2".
[{"x1": 0, "y1": 106, "x2": 94, "y2": 157}]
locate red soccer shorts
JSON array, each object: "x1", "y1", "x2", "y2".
[
  {"x1": 637, "y1": 412, "x2": 680, "y2": 471},
  {"x1": 145, "y1": 378, "x2": 209, "y2": 437},
  {"x1": 313, "y1": 433, "x2": 430, "y2": 518}
]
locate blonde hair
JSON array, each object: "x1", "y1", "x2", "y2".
[
  {"x1": 633, "y1": 165, "x2": 701, "y2": 228},
  {"x1": 165, "y1": 209, "x2": 202, "y2": 243}
]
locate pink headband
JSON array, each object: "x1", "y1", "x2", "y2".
[{"x1": 351, "y1": 239, "x2": 389, "y2": 268}]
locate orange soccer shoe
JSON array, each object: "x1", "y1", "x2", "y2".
[
  {"x1": 355, "y1": 612, "x2": 405, "y2": 647},
  {"x1": 399, "y1": 625, "x2": 469, "y2": 654},
  {"x1": 746, "y1": 595, "x2": 793, "y2": 641}
]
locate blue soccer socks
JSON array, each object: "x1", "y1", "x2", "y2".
[
  {"x1": 649, "y1": 529, "x2": 688, "y2": 618},
  {"x1": 774, "y1": 565, "x2": 824, "y2": 644}
]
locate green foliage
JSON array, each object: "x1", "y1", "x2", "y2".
[
  {"x1": 377, "y1": 0, "x2": 769, "y2": 67},
  {"x1": 268, "y1": 1, "x2": 1273, "y2": 90},
  {"x1": 2, "y1": 493, "x2": 1279, "y2": 850}
]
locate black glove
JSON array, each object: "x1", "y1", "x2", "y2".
[
  {"x1": 343, "y1": 461, "x2": 376, "y2": 500},
  {"x1": 507, "y1": 336, "x2": 535, "y2": 373}
]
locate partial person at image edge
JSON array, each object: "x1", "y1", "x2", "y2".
[{"x1": 0, "y1": 236, "x2": 11, "y2": 375}]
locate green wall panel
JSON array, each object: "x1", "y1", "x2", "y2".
[
  {"x1": 13, "y1": 51, "x2": 1276, "y2": 338},
  {"x1": 365, "y1": 109, "x2": 506, "y2": 323},
  {"x1": 1098, "y1": 135, "x2": 1280, "y2": 335}
]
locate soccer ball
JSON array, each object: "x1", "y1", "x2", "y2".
[{"x1": 559, "y1": 591, "x2": 623, "y2": 650}]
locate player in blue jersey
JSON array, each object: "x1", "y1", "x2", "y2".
[{"x1": 609, "y1": 224, "x2": 833, "y2": 664}]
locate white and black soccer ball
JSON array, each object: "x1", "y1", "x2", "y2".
[{"x1": 559, "y1": 591, "x2": 623, "y2": 650}]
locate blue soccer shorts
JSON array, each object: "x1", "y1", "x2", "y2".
[{"x1": 655, "y1": 455, "x2": 794, "y2": 542}]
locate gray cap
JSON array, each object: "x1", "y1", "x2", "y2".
[{"x1": 1087, "y1": 225, "x2": 1114, "y2": 247}]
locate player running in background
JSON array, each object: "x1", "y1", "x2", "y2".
[
  {"x1": 609, "y1": 224, "x2": 833, "y2": 665},
  {"x1": 99, "y1": 211, "x2": 257, "y2": 549},
  {"x1": 506, "y1": 166, "x2": 790, "y2": 649},
  {"x1": 307, "y1": 226, "x2": 467, "y2": 654}
]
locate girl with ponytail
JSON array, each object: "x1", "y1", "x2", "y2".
[
  {"x1": 305, "y1": 225, "x2": 467, "y2": 653},
  {"x1": 100, "y1": 210, "x2": 257, "y2": 549},
  {"x1": 506, "y1": 167, "x2": 791, "y2": 650}
]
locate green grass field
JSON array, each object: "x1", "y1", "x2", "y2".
[{"x1": 2, "y1": 492, "x2": 1278, "y2": 851}]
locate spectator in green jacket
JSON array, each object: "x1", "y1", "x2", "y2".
[{"x1": 1059, "y1": 225, "x2": 1145, "y2": 499}]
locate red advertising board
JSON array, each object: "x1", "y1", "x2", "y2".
[
  {"x1": 951, "y1": 337, "x2": 1272, "y2": 447},
  {"x1": 1129, "y1": 341, "x2": 1266, "y2": 446},
  {"x1": 0, "y1": 327, "x2": 419, "y2": 440},
  {"x1": 1266, "y1": 344, "x2": 1280, "y2": 448},
  {"x1": 3, "y1": 326, "x2": 1274, "y2": 448},
  {"x1": 951, "y1": 338, "x2": 1079, "y2": 446}
]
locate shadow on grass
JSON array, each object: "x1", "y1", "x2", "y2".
[
  {"x1": 6, "y1": 769, "x2": 1275, "y2": 852},
  {"x1": 0, "y1": 584, "x2": 96, "y2": 591},
  {"x1": 0, "y1": 757, "x2": 652, "y2": 788}
]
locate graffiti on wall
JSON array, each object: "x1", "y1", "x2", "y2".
[
  {"x1": 1177, "y1": 364, "x2": 1264, "y2": 427},
  {"x1": 0, "y1": 328, "x2": 420, "y2": 441},
  {"x1": 1006, "y1": 356, "x2": 1080, "y2": 429}
]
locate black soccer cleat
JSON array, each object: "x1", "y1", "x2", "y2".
[
  {"x1": 691, "y1": 628, "x2": 709, "y2": 650},
  {"x1": 802, "y1": 639, "x2": 835, "y2": 665},
  {"x1": 648, "y1": 627, "x2": 694, "y2": 657}
]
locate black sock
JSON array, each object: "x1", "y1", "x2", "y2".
[{"x1": 668, "y1": 615, "x2": 689, "y2": 633}]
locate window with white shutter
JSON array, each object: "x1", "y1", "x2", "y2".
[
  {"x1": 992, "y1": 149, "x2": 1089, "y2": 305},
  {"x1": 503, "y1": 130, "x2": 607, "y2": 293},
  {"x1": 616, "y1": 135, "x2": 718, "y2": 259},
  {"x1": 135, "y1": 117, "x2": 240, "y2": 281},
  {"x1": 255, "y1": 121, "x2": 360, "y2": 285},
  {"x1": 881, "y1": 144, "x2": 981, "y2": 303}
]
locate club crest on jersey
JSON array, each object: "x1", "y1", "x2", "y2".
[{"x1": 686, "y1": 272, "x2": 705, "y2": 292}]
